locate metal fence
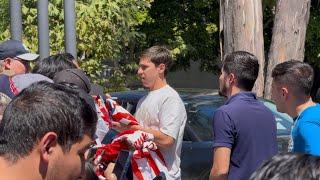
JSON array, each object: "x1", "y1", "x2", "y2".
[{"x1": 9, "y1": 0, "x2": 76, "y2": 59}]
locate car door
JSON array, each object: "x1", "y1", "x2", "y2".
[{"x1": 181, "y1": 100, "x2": 218, "y2": 180}]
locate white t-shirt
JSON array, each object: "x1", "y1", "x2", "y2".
[{"x1": 135, "y1": 85, "x2": 187, "y2": 180}]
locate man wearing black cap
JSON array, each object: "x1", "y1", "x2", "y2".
[{"x1": 0, "y1": 39, "x2": 39, "y2": 76}]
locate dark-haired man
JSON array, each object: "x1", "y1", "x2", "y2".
[
  {"x1": 32, "y1": 53, "x2": 78, "y2": 79},
  {"x1": 0, "y1": 82, "x2": 97, "y2": 180},
  {"x1": 113, "y1": 46, "x2": 187, "y2": 179},
  {"x1": 271, "y1": 60, "x2": 320, "y2": 155},
  {"x1": 250, "y1": 153, "x2": 320, "y2": 180},
  {"x1": 210, "y1": 51, "x2": 277, "y2": 180}
]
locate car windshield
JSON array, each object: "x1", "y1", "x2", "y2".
[{"x1": 184, "y1": 95, "x2": 294, "y2": 141}]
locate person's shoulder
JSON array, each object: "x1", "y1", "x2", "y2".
[
  {"x1": 223, "y1": 98, "x2": 272, "y2": 116},
  {"x1": 137, "y1": 94, "x2": 148, "y2": 104},
  {"x1": 311, "y1": 104, "x2": 320, "y2": 113},
  {"x1": 0, "y1": 74, "x2": 15, "y2": 99},
  {"x1": 215, "y1": 105, "x2": 231, "y2": 117},
  {"x1": 162, "y1": 85, "x2": 177, "y2": 93},
  {"x1": 0, "y1": 74, "x2": 10, "y2": 87},
  {"x1": 0, "y1": 73, "x2": 9, "y2": 79},
  {"x1": 157, "y1": 85, "x2": 179, "y2": 98},
  {"x1": 304, "y1": 104, "x2": 320, "y2": 114},
  {"x1": 255, "y1": 100, "x2": 274, "y2": 113},
  {"x1": 213, "y1": 107, "x2": 233, "y2": 127},
  {"x1": 300, "y1": 104, "x2": 320, "y2": 122},
  {"x1": 218, "y1": 99, "x2": 241, "y2": 113},
  {"x1": 249, "y1": 100, "x2": 275, "y2": 120},
  {"x1": 171, "y1": 85, "x2": 183, "y2": 95}
]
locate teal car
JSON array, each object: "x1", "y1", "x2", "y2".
[{"x1": 110, "y1": 89, "x2": 293, "y2": 180}]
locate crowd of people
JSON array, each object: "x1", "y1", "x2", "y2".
[{"x1": 0, "y1": 38, "x2": 319, "y2": 180}]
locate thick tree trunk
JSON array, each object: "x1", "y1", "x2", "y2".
[
  {"x1": 264, "y1": 0, "x2": 311, "y2": 99},
  {"x1": 220, "y1": 0, "x2": 265, "y2": 97}
]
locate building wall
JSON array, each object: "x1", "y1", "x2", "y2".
[{"x1": 167, "y1": 61, "x2": 219, "y2": 89}]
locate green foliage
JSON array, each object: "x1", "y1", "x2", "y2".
[
  {"x1": 139, "y1": 0, "x2": 220, "y2": 73},
  {"x1": 108, "y1": 68, "x2": 127, "y2": 92},
  {"x1": 262, "y1": 0, "x2": 276, "y2": 8},
  {"x1": 262, "y1": 5, "x2": 274, "y2": 55},
  {"x1": 0, "y1": 0, "x2": 151, "y2": 91},
  {"x1": 305, "y1": 6, "x2": 320, "y2": 68},
  {"x1": 0, "y1": 0, "x2": 9, "y2": 34},
  {"x1": 1, "y1": 0, "x2": 319, "y2": 91},
  {"x1": 75, "y1": 0, "x2": 150, "y2": 89}
]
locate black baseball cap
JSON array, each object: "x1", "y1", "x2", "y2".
[
  {"x1": 53, "y1": 69, "x2": 91, "y2": 93},
  {"x1": 0, "y1": 39, "x2": 39, "y2": 61}
]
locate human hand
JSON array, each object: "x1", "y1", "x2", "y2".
[
  {"x1": 93, "y1": 162, "x2": 117, "y2": 180},
  {"x1": 104, "y1": 163, "x2": 117, "y2": 180},
  {"x1": 142, "y1": 141, "x2": 157, "y2": 150},
  {"x1": 125, "y1": 130, "x2": 154, "y2": 149},
  {"x1": 105, "y1": 93, "x2": 112, "y2": 99},
  {"x1": 111, "y1": 121, "x2": 130, "y2": 132},
  {"x1": 111, "y1": 121, "x2": 140, "y2": 132}
]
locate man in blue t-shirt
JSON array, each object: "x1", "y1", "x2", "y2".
[
  {"x1": 210, "y1": 51, "x2": 277, "y2": 180},
  {"x1": 271, "y1": 60, "x2": 320, "y2": 156}
]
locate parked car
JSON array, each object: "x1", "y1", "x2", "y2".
[{"x1": 109, "y1": 89, "x2": 293, "y2": 180}]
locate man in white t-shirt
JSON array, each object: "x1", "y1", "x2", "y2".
[{"x1": 113, "y1": 46, "x2": 187, "y2": 179}]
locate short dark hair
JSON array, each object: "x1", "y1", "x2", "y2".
[
  {"x1": 250, "y1": 153, "x2": 320, "y2": 180},
  {"x1": 272, "y1": 60, "x2": 314, "y2": 96},
  {"x1": 140, "y1": 45, "x2": 173, "y2": 75},
  {"x1": 222, "y1": 51, "x2": 259, "y2": 91},
  {"x1": 63, "y1": 52, "x2": 76, "y2": 61},
  {"x1": 32, "y1": 53, "x2": 77, "y2": 79},
  {"x1": 0, "y1": 81, "x2": 97, "y2": 162}
]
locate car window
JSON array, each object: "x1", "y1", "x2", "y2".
[
  {"x1": 261, "y1": 100, "x2": 293, "y2": 136},
  {"x1": 185, "y1": 98, "x2": 224, "y2": 141},
  {"x1": 185, "y1": 97, "x2": 294, "y2": 141},
  {"x1": 186, "y1": 105, "x2": 215, "y2": 141}
]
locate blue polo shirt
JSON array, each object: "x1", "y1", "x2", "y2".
[
  {"x1": 292, "y1": 103, "x2": 320, "y2": 155},
  {"x1": 212, "y1": 92, "x2": 277, "y2": 180}
]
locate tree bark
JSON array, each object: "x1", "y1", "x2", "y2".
[
  {"x1": 220, "y1": 0, "x2": 265, "y2": 97},
  {"x1": 264, "y1": 0, "x2": 311, "y2": 99}
]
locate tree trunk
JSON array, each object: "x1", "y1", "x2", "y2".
[
  {"x1": 264, "y1": 0, "x2": 311, "y2": 99},
  {"x1": 220, "y1": 0, "x2": 265, "y2": 97}
]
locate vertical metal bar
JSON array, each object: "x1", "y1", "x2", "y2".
[
  {"x1": 9, "y1": 0, "x2": 22, "y2": 41},
  {"x1": 64, "y1": 0, "x2": 77, "y2": 58},
  {"x1": 37, "y1": 0, "x2": 50, "y2": 59}
]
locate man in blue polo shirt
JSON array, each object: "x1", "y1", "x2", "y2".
[
  {"x1": 271, "y1": 60, "x2": 320, "y2": 155},
  {"x1": 209, "y1": 51, "x2": 277, "y2": 180}
]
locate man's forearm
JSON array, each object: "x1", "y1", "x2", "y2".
[
  {"x1": 210, "y1": 147, "x2": 230, "y2": 180},
  {"x1": 131, "y1": 125, "x2": 174, "y2": 149}
]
